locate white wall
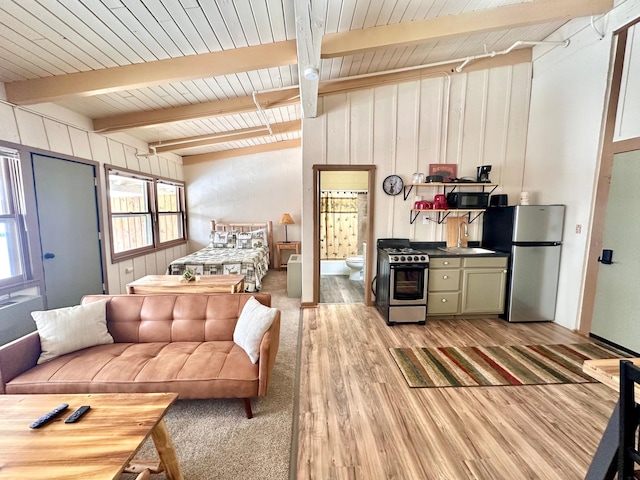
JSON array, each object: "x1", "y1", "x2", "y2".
[
  {"x1": 0, "y1": 95, "x2": 187, "y2": 295},
  {"x1": 301, "y1": 62, "x2": 534, "y2": 302},
  {"x1": 525, "y1": 1, "x2": 640, "y2": 330},
  {"x1": 183, "y1": 147, "x2": 302, "y2": 250}
]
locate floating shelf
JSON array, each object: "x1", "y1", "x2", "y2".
[
  {"x1": 403, "y1": 183, "x2": 499, "y2": 200},
  {"x1": 410, "y1": 209, "x2": 487, "y2": 225}
]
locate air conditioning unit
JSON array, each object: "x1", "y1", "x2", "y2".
[{"x1": 0, "y1": 295, "x2": 44, "y2": 346}]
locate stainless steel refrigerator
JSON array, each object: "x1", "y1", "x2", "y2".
[{"x1": 482, "y1": 205, "x2": 565, "y2": 322}]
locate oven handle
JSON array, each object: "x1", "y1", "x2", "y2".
[{"x1": 371, "y1": 275, "x2": 377, "y2": 296}]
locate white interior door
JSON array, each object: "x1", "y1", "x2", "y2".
[
  {"x1": 32, "y1": 154, "x2": 104, "y2": 309},
  {"x1": 591, "y1": 150, "x2": 640, "y2": 353}
]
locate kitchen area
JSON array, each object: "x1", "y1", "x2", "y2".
[{"x1": 374, "y1": 173, "x2": 566, "y2": 326}]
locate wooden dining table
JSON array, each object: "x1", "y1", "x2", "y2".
[{"x1": 582, "y1": 357, "x2": 640, "y2": 480}]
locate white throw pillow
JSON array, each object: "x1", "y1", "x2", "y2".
[
  {"x1": 32, "y1": 299, "x2": 114, "y2": 364},
  {"x1": 233, "y1": 296, "x2": 277, "y2": 363}
]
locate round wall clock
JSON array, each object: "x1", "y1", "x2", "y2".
[{"x1": 382, "y1": 175, "x2": 404, "y2": 196}]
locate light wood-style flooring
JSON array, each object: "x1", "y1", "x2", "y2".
[
  {"x1": 295, "y1": 306, "x2": 617, "y2": 479},
  {"x1": 319, "y1": 275, "x2": 364, "y2": 304}
]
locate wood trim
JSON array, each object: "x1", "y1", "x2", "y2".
[
  {"x1": 5, "y1": 40, "x2": 298, "y2": 105},
  {"x1": 579, "y1": 29, "x2": 628, "y2": 336},
  {"x1": 93, "y1": 88, "x2": 300, "y2": 133},
  {"x1": 312, "y1": 165, "x2": 376, "y2": 307},
  {"x1": 321, "y1": 0, "x2": 613, "y2": 59},
  {"x1": 182, "y1": 139, "x2": 301, "y2": 164},
  {"x1": 612, "y1": 136, "x2": 640, "y2": 154},
  {"x1": 151, "y1": 120, "x2": 301, "y2": 153}
]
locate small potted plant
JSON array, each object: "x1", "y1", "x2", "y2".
[{"x1": 182, "y1": 268, "x2": 196, "y2": 282}]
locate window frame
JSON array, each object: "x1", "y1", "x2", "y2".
[
  {"x1": 0, "y1": 149, "x2": 31, "y2": 290},
  {"x1": 106, "y1": 165, "x2": 187, "y2": 263}
]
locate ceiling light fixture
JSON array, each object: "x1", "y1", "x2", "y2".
[{"x1": 303, "y1": 67, "x2": 319, "y2": 81}]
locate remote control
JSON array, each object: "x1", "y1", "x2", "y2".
[
  {"x1": 65, "y1": 405, "x2": 91, "y2": 423},
  {"x1": 29, "y1": 403, "x2": 69, "y2": 429}
]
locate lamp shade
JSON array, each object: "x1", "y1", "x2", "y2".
[{"x1": 279, "y1": 213, "x2": 295, "y2": 225}]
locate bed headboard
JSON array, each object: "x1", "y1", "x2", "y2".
[{"x1": 210, "y1": 220, "x2": 274, "y2": 269}]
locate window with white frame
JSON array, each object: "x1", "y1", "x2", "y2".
[
  {"x1": 0, "y1": 148, "x2": 29, "y2": 288},
  {"x1": 107, "y1": 167, "x2": 186, "y2": 261}
]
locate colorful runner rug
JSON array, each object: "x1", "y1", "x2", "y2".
[{"x1": 389, "y1": 343, "x2": 624, "y2": 388}]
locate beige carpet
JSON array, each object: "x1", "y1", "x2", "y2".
[{"x1": 124, "y1": 271, "x2": 300, "y2": 479}]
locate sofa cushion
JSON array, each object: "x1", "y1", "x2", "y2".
[
  {"x1": 233, "y1": 296, "x2": 277, "y2": 363},
  {"x1": 5, "y1": 342, "x2": 260, "y2": 399},
  {"x1": 31, "y1": 300, "x2": 113, "y2": 364}
]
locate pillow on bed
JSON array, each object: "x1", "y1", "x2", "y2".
[
  {"x1": 211, "y1": 231, "x2": 235, "y2": 248},
  {"x1": 250, "y1": 229, "x2": 267, "y2": 249},
  {"x1": 236, "y1": 232, "x2": 253, "y2": 249}
]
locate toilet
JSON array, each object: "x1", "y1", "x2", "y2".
[
  {"x1": 345, "y1": 241, "x2": 366, "y2": 281},
  {"x1": 345, "y1": 256, "x2": 364, "y2": 280}
]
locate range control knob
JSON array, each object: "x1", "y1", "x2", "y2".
[
  {"x1": 400, "y1": 256, "x2": 406, "y2": 261},
  {"x1": 393, "y1": 256, "x2": 399, "y2": 262},
  {"x1": 420, "y1": 256, "x2": 426, "y2": 261}
]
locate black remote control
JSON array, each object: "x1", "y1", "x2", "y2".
[
  {"x1": 65, "y1": 405, "x2": 91, "y2": 423},
  {"x1": 29, "y1": 403, "x2": 69, "y2": 429}
]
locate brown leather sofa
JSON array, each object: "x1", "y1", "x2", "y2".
[{"x1": 0, "y1": 293, "x2": 280, "y2": 418}]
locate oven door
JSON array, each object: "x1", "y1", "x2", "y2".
[{"x1": 389, "y1": 264, "x2": 428, "y2": 305}]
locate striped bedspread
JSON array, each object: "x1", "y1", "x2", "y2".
[{"x1": 167, "y1": 245, "x2": 269, "y2": 292}]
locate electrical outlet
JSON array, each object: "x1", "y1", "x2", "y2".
[
  {"x1": 575, "y1": 224, "x2": 582, "y2": 234},
  {"x1": 423, "y1": 215, "x2": 429, "y2": 224}
]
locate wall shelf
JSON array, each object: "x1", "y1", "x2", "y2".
[
  {"x1": 405, "y1": 182, "x2": 499, "y2": 224},
  {"x1": 403, "y1": 182, "x2": 499, "y2": 200},
  {"x1": 410, "y1": 209, "x2": 486, "y2": 225}
]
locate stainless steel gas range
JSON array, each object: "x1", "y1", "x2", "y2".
[{"x1": 375, "y1": 238, "x2": 429, "y2": 325}]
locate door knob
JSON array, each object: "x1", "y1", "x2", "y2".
[{"x1": 43, "y1": 252, "x2": 55, "y2": 259}]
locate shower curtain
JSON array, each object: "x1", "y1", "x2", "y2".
[{"x1": 320, "y1": 191, "x2": 367, "y2": 260}]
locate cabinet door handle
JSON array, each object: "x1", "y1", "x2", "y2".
[
  {"x1": 441, "y1": 298, "x2": 447, "y2": 303},
  {"x1": 443, "y1": 261, "x2": 449, "y2": 265},
  {"x1": 503, "y1": 270, "x2": 507, "y2": 273},
  {"x1": 443, "y1": 275, "x2": 448, "y2": 279}
]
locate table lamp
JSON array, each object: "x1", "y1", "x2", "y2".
[{"x1": 279, "y1": 213, "x2": 295, "y2": 243}]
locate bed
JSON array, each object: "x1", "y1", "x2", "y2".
[{"x1": 167, "y1": 220, "x2": 273, "y2": 292}]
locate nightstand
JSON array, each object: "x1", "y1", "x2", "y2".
[{"x1": 276, "y1": 241, "x2": 300, "y2": 270}]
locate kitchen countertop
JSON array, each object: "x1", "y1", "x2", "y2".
[{"x1": 411, "y1": 241, "x2": 509, "y2": 258}]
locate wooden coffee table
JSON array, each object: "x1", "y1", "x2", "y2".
[
  {"x1": 0, "y1": 392, "x2": 183, "y2": 479},
  {"x1": 127, "y1": 274, "x2": 245, "y2": 294}
]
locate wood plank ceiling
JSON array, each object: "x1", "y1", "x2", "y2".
[{"x1": 0, "y1": 0, "x2": 613, "y2": 163}]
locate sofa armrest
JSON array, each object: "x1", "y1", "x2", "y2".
[
  {"x1": 0, "y1": 332, "x2": 41, "y2": 394},
  {"x1": 257, "y1": 311, "x2": 281, "y2": 397}
]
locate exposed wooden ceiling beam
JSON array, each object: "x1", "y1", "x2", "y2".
[
  {"x1": 318, "y1": 48, "x2": 532, "y2": 96},
  {"x1": 5, "y1": 40, "x2": 298, "y2": 105},
  {"x1": 321, "y1": 0, "x2": 613, "y2": 58},
  {"x1": 93, "y1": 87, "x2": 300, "y2": 133},
  {"x1": 294, "y1": 0, "x2": 327, "y2": 118},
  {"x1": 95, "y1": 49, "x2": 529, "y2": 135},
  {"x1": 182, "y1": 139, "x2": 301, "y2": 164},
  {"x1": 151, "y1": 120, "x2": 301, "y2": 153}
]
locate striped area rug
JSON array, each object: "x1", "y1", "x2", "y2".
[{"x1": 389, "y1": 343, "x2": 623, "y2": 388}]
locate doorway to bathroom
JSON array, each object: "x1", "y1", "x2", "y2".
[{"x1": 313, "y1": 165, "x2": 375, "y2": 305}]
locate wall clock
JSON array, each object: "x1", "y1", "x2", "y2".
[{"x1": 382, "y1": 175, "x2": 404, "y2": 196}]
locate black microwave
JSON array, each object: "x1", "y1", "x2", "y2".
[{"x1": 446, "y1": 192, "x2": 490, "y2": 209}]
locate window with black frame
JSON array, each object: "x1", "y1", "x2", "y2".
[{"x1": 107, "y1": 167, "x2": 187, "y2": 262}]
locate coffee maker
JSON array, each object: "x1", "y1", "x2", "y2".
[{"x1": 477, "y1": 165, "x2": 492, "y2": 183}]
